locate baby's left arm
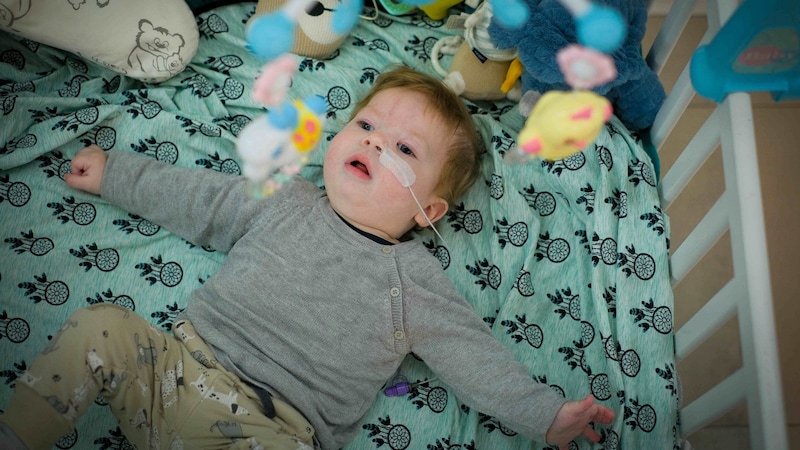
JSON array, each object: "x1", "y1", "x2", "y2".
[
  {"x1": 546, "y1": 395, "x2": 615, "y2": 449},
  {"x1": 410, "y1": 290, "x2": 567, "y2": 442}
]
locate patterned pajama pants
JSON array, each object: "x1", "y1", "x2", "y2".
[{"x1": 0, "y1": 304, "x2": 315, "y2": 450}]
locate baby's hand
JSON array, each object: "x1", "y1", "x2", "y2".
[
  {"x1": 545, "y1": 395, "x2": 615, "y2": 450},
  {"x1": 64, "y1": 145, "x2": 108, "y2": 196}
]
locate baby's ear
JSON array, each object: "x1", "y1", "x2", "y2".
[{"x1": 415, "y1": 198, "x2": 449, "y2": 227}]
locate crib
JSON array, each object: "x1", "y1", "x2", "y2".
[
  {"x1": 0, "y1": 0, "x2": 789, "y2": 449},
  {"x1": 648, "y1": 0, "x2": 789, "y2": 448}
]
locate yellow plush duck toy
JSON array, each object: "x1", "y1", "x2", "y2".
[{"x1": 516, "y1": 89, "x2": 612, "y2": 161}]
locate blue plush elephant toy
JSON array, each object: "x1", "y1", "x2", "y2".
[{"x1": 489, "y1": 0, "x2": 666, "y2": 133}]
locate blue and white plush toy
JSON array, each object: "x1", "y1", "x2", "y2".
[
  {"x1": 489, "y1": 0, "x2": 666, "y2": 132},
  {"x1": 236, "y1": 54, "x2": 327, "y2": 198}
]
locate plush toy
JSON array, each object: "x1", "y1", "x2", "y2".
[
  {"x1": 488, "y1": 0, "x2": 666, "y2": 132},
  {"x1": 430, "y1": 2, "x2": 521, "y2": 101},
  {"x1": 247, "y1": 0, "x2": 353, "y2": 60},
  {"x1": 512, "y1": 89, "x2": 612, "y2": 161},
  {"x1": 405, "y1": 0, "x2": 530, "y2": 28},
  {"x1": 237, "y1": 54, "x2": 327, "y2": 198}
]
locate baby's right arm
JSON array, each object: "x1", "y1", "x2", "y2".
[
  {"x1": 65, "y1": 144, "x2": 272, "y2": 253},
  {"x1": 64, "y1": 145, "x2": 108, "y2": 195}
]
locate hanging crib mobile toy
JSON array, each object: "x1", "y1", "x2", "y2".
[
  {"x1": 244, "y1": 0, "x2": 625, "y2": 61},
  {"x1": 237, "y1": 0, "x2": 626, "y2": 198},
  {"x1": 508, "y1": 0, "x2": 627, "y2": 162},
  {"x1": 236, "y1": 53, "x2": 327, "y2": 198}
]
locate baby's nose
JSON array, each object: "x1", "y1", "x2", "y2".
[{"x1": 363, "y1": 137, "x2": 386, "y2": 154}]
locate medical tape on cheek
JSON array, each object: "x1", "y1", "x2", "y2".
[
  {"x1": 378, "y1": 147, "x2": 448, "y2": 245},
  {"x1": 379, "y1": 148, "x2": 416, "y2": 187}
]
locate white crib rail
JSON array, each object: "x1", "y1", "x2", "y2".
[{"x1": 646, "y1": 0, "x2": 789, "y2": 449}]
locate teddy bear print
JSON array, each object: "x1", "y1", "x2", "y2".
[
  {"x1": 0, "y1": 0, "x2": 31, "y2": 29},
  {"x1": 127, "y1": 19, "x2": 186, "y2": 78},
  {"x1": 67, "y1": 0, "x2": 110, "y2": 10}
]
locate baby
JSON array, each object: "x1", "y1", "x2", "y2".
[{"x1": 0, "y1": 66, "x2": 613, "y2": 450}]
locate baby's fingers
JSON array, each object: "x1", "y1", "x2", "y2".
[
  {"x1": 592, "y1": 403, "x2": 616, "y2": 424},
  {"x1": 582, "y1": 425, "x2": 602, "y2": 443},
  {"x1": 64, "y1": 170, "x2": 97, "y2": 194},
  {"x1": 70, "y1": 145, "x2": 105, "y2": 168},
  {"x1": 64, "y1": 146, "x2": 107, "y2": 195}
]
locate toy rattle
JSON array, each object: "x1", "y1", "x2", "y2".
[
  {"x1": 508, "y1": 0, "x2": 624, "y2": 162},
  {"x1": 513, "y1": 90, "x2": 612, "y2": 161},
  {"x1": 236, "y1": 54, "x2": 327, "y2": 198}
]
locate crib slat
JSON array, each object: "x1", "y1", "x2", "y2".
[
  {"x1": 650, "y1": 59, "x2": 699, "y2": 151},
  {"x1": 659, "y1": 107, "x2": 720, "y2": 209},
  {"x1": 719, "y1": 92, "x2": 789, "y2": 450},
  {"x1": 669, "y1": 192, "x2": 730, "y2": 286},
  {"x1": 646, "y1": 0, "x2": 698, "y2": 75},
  {"x1": 681, "y1": 368, "x2": 747, "y2": 436},
  {"x1": 674, "y1": 278, "x2": 739, "y2": 361}
]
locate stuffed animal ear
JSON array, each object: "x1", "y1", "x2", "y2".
[
  {"x1": 251, "y1": 0, "x2": 348, "y2": 59},
  {"x1": 251, "y1": 55, "x2": 297, "y2": 106}
]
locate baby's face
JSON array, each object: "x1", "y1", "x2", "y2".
[{"x1": 323, "y1": 88, "x2": 451, "y2": 242}]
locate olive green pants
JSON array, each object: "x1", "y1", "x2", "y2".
[{"x1": 0, "y1": 304, "x2": 315, "y2": 450}]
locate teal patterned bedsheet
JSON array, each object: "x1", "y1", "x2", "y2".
[{"x1": 0, "y1": 4, "x2": 679, "y2": 449}]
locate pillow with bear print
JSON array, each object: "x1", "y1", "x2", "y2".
[{"x1": 0, "y1": 0, "x2": 198, "y2": 82}]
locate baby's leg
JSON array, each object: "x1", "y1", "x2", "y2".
[
  {"x1": 0, "y1": 303, "x2": 180, "y2": 449},
  {"x1": 172, "y1": 319, "x2": 316, "y2": 449}
]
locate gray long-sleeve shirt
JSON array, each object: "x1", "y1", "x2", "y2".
[{"x1": 102, "y1": 151, "x2": 566, "y2": 449}]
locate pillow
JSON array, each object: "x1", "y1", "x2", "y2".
[{"x1": 0, "y1": 0, "x2": 198, "y2": 82}]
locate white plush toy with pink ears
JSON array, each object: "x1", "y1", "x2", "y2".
[{"x1": 236, "y1": 54, "x2": 327, "y2": 198}]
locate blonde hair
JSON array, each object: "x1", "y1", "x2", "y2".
[{"x1": 349, "y1": 65, "x2": 483, "y2": 205}]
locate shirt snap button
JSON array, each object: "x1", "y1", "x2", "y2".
[
  {"x1": 393, "y1": 330, "x2": 405, "y2": 340},
  {"x1": 390, "y1": 287, "x2": 400, "y2": 297},
  {"x1": 382, "y1": 246, "x2": 392, "y2": 254}
]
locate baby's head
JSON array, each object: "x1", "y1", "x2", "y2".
[
  {"x1": 323, "y1": 66, "x2": 483, "y2": 242},
  {"x1": 349, "y1": 66, "x2": 483, "y2": 206}
]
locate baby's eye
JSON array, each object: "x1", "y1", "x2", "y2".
[
  {"x1": 358, "y1": 121, "x2": 373, "y2": 131},
  {"x1": 398, "y1": 144, "x2": 414, "y2": 157}
]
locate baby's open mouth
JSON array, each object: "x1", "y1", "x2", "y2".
[{"x1": 350, "y1": 160, "x2": 369, "y2": 176}]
